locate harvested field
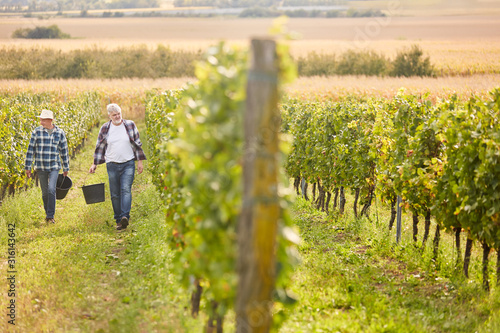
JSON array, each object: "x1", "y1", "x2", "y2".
[
  {"x1": 0, "y1": 78, "x2": 194, "y2": 94},
  {"x1": 1, "y1": 14, "x2": 499, "y2": 81},
  {"x1": 1, "y1": 16, "x2": 500, "y2": 75},
  {"x1": 284, "y1": 74, "x2": 500, "y2": 100},
  {"x1": 1, "y1": 16, "x2": 500, "y2": 41},
  {"x1": 1, "y1": 74, "x2": 498, "y2": 100}
]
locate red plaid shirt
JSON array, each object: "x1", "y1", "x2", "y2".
[{"x1": 93, "y1": 119, "x2": 147, "y2": 165}]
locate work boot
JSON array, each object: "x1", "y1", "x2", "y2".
[{"x1": 117, "y1": 216, "x2": 129, "y2": 230}]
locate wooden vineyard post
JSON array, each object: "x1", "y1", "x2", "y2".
[
  {"x1": 236, "y1": 38, "x2": 280, "y2": 333},
  {"x1": 396, "y1": 195, "x2": 402, "y2": 243}
]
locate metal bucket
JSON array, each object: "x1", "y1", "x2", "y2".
[
  {"x1": 56, "y1": 174, "x2": 72, "y2": 200},
  {"x1": 82, "y1": 183, "x2": 105, "y2": 204}
]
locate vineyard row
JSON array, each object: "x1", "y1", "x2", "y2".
[{"x1": 282, "y1": 88, "x2": 500, "y2": 290}]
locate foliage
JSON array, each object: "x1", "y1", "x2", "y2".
[
  {"x1": 145, "y1": 89, "x2": 182, "y2": 198},
  {"x1": 435, "y1": 89, "x2": 500, "y2": 248},
  {"x1": 0, "y1": 44, "x2": 434, "y2": 79},
  {"x1": 238, "y1": 6, "x2": 385, "y2": 18},
  {"x1": 296, "y1": 46, "x2": 434, "y2": 78},
  {"x1": 346, "y1": 8, "x2": 385, "y2": 17},
  {"x1": 284, "y1": 89, "x2": 500, "y2": 255},
  {"x1": 0, "y1": 45, "x2": 200, "y2": 79},
  {"x1": 239, "y1": 6, "x2": 281, "y2": 17},
  {"x1": 391, "y1": 44, "x2": 435, "y2": 77},
  {"x1": 296, "y1": 52, "x2": 337, "y2": 76},
  {"x1": 173, "y1": 0, "x2": 345, "y2": 7},
  {"x1": 145, "y1": 88, "x2": 185, "y2": 227},
  {"x1": 166, "y1": 42, "x2": 247, "y2": 318},
  {"x1": 376, "y1": 91, "x2": 438, "y2": 215},
  {"x1": 11, "y1": 25, "x2": 70, "y2": 39},
  {"x1": 336, "y1": 50, "x2": 389, "y2": 76},
  {"x1": 284, "y1": 96, "x2": 380, "y2": 206},
  {"x1": 174, "y1": 0, "x2": 278, "y2": 8},
  {"x1": 283, "y1": 0, "x2": 344, "y2": 5},
  {"x1": 146, "y1": 41, "x2": 299, "y2": 327},
  {"x1": 107, "y1": 0, "x2": 159, "y2": 9},
  {"x1": 0, "y1": 0, "x2": 159, "y2": 12}
]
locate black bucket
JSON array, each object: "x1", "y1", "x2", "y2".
[
  {"x1": 56, "y1": 174, "x2": 72, "y2": 200},
  {"x1": 82, "y1": 183, "x2": 105, "y2": 204}
]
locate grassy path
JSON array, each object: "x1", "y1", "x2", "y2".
[{"x1": 0, "y1": 122, "x2": 201, "y2": 332}]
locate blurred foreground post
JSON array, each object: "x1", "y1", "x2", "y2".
[{"x1": 236, "y1": 38, "x2": 279, "y2": 333}]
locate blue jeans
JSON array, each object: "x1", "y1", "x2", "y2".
[
  {"x1": 106, "y1": 160, "x2": 135, "y2": 224},
  {"x1": 38, "y1": 170, "x2": 59, "y2": 219}
]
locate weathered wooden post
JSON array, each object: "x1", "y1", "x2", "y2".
[
  {"x1": 396, "y1": 195, "x2": 402, "y2": 243},
  {"x1": 236, "y1": 38, "x2": 280, "y2": 333}
]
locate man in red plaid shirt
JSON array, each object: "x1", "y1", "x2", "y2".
[{"x1": 89, "y1": 103, "x2": 146, "y2": 230}]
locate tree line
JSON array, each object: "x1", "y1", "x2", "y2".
[
  {"x1": 1, "y1": 43, "x2": 434, "y2": 79},
  {"x1": 0, "y1": 0, "x2": 159, "y2": 12}
]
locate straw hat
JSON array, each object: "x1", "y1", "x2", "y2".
[{"x1": 37, "y1": 109, "x2": 54, "y2": 119}]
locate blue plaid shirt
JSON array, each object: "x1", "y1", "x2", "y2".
[{"x1": 25, "y1": 126, "x2": 70, "y2": 172}]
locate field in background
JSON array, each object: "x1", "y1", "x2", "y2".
[
  {"x1": 285, "y1": 74, "x2": 500, "y2": 100},
  {"x1": 2, "y1": 16, "x2": 500, "y2": 40},
  {"x1": 0, "y1": 78, "x2": 193, "y2": 95},
  {"x1": 1, "y1": 16, "x2": 500, "y2": 76},
  {"x1": 1, "y1": 74, "x2": 499, "y2": 102},
  {"x1": 2, "y1": 39, "x2": 500, "y2": 75}
]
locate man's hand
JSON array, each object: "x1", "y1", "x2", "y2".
[
  {"x1": 63, "y1": 171, "x2": 68, "y2": 177},
  {"x1": 89, "y1": 164, "x2": 97, "y2": 173},
  {"x1": 26, "y1": 170, "x2": 31, "y2": 178},
  {"x1": 137, "y1": 160, "x2": 143, "y2": 175}
]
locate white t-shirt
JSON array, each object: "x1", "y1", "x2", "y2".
[{"x1": 105, "y1": 122, "x2": 135, "y2": 163}]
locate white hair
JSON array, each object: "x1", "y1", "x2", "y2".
[{"x1": 107, "y1": 103, "x2": 121, "y2": 114}]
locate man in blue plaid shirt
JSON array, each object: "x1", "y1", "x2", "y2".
[{"x1": 25, "y1": 109, "x2": 70, "y2": 224}]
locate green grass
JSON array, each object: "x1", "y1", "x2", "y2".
[
  {"x1": 1, "y1": 122, "x2": 500, "y2": 332},
  {"x1": 280, "y1": 196, "x2": 500, "y2": 333}
]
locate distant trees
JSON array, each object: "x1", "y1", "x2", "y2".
[
  {"x1": 173, "y1": 0, "x2": 344, "y2": 7},
  {"x1": 0, "y1": 45, "x2": 200, "y2": 79},
  {"x1": 283, "y1": 0, "x2": 343, "y2": 5},
  {"x1": 11, "y1": 25, "x2": 70, "y2": 39},
  {"x1": 391, "y1": 45, "x2": 434, "y2": 77},
  {"x1": 174, "y1": 0, "x2": 279, "y2": 7},
  {"x1": 0, "y1": 0, "x2": 25, "y2": 12},
  {"x1": 0, "y1": 44, "x2": 435, "y2": 79},
  {"x1": 238, "y1": 6, "x2": 384, "y2": 18},
  {"x1": 0, "y1": 0, "x2": 159, "y2": 12},
  {"x1": 297, "y1": 45, "x2": 435, "y2": 77},
  {"x1": 107, "y1": 0, "x2": 159, "y2": 9}
]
